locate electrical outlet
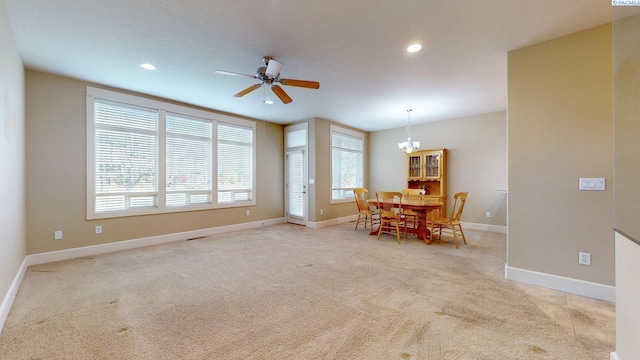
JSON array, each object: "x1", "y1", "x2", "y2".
[
  {"x1": 320, "y1": 209, "x2": 324, "y2": 215},
  {"x1": 54, "y1": 230, "x2": 63, "y2": 240},
  {"x1": 579, "y1": 178, "x2": 605, "y2": 191},
  {"x1": 578, "y1": 252, "x2": 591, "y2": 266},
  {"x1": 485, "y1": 211, "x2": 491, "y2": 218},
  {"x1": 246, "y1": 210, "x2": 250, "y2": 216},
  {"x1": 95, "y1": 225, "x2": 102, "y2": 234}
]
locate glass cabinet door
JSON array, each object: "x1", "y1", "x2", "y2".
[
  {"x1": 424, "y1": 153, "x2": 440, "y2": 178},
  {"x1": 407, "y1": 155, "x2": 422, "y2": 179}
]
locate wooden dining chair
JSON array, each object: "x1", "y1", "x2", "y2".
[
  {"x1": 431, "y1": 192, "x2": 468, "y2": 248},
  {"x1": 401, "y1": 188, "x2": 425, "y2": 236},
  {"x1": 353, "y1": 188, "x2": 379, "y2": 230},
  {"x1": 375, "y1": 191, "x2": 407, "y2": 244}
]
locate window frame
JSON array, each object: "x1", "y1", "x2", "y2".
[
  {"x1": 329, "y1": 124, "x2": 364, "y2": 204},
  {"x1": 216, "y1": 122, "x2": 255, "y2": 204},
  {"x1": 164, "y1": 111, "x2": 214, "y2": 209},
  {"x1": 86, "y1": 86, "x2": 256, "y2": 219}
]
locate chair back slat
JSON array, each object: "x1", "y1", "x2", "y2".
[
  {"x1": 375, "y1": 191, "x2": 403, "y2": 218},
  {"x1": 402, "y1": 188, "x2": 425, "y2": 196},
  {"x1": 353, "y1": 188, "x2": 369, "y2": 211},
  {"x1": 401, "y1": 188, "x2": 424, "y2": 202},
  {"x1": 450, "y1": 192, "x2": 468, "y2": 222}
]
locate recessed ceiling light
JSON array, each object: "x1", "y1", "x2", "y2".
[
  {"x1": 140, "y1": 63, "x2": 156, "y2": 70},
  {"x1": 407, "y1": 44, "x2": 422, "y2": 53},
  {"x1": 264, "y1": 100, "x2": 274, "y2": 105}
]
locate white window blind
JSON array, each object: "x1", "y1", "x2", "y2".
[
  {"x1": 87, "y1": 86, "x2": 256, "y2": 219},
  {"x1": 218, "y1": 123, "x2": 253, "y2": 203},
  {"x1": 287, "y1": 151, "x2": 304, "y2": 217},
  {"x1": 94, "y1": 100, "x2": 158, "y2": 213},
  {"x1": 165, "y1": 113, "x2": 213, "y2": 207},
  {"x1": 287, "y1": 128, "x2": 307, "y2": 148},
  {"x1": 331, "y1": 126, "x2": 364, "y2": 202}
]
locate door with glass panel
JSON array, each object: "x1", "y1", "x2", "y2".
[{"x1": 285, "y1": 124, "x2": 308, "y2": 225}]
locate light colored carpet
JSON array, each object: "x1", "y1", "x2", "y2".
[{"x1": 0, "y1": 222, "x2": 596, "y2": 359}]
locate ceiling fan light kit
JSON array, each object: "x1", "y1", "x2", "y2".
[
  {"x1": 264, "y1": 57, "x2": 283, "y2": 77},
  {"x1": 214, "y1": 56, "x2": 319, "y2": 104}
]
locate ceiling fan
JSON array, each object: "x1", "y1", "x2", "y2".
[{"x1": 214, "y1": 56, "x2": 320, "y2": 104}]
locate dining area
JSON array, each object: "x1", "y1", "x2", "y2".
[{"x1": 353, "y1": 188, "x2": 469, "y2": 249}]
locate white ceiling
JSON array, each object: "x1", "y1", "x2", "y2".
[{"x1": 3, "y1": 0, "x2": 612, "y2": 131}]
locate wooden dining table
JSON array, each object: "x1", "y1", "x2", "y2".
[{"x1": 367, "y1": 198, "x2": 443, "y2": 245}]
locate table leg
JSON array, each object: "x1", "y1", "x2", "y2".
[{"x1": 416, "y1": 211, "x2": 432, "y2": 245}]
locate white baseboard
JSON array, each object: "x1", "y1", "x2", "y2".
[
  {"x1": 462, "y1": 221, "x2": 507, "y2": 233},
  {"x1": 0, "y1": 258, "x2": 29, "y2": 335},
  {"x1": 27, "y1": 217, "x2": 285, "y2": 266},
  {"x1": 307, "y1": 214, "x2": 358, "y2": 229},
  {"x1": 505, "y1": 265, "x2": 615, "y2": 302}
]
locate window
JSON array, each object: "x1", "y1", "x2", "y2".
[
  {"x1": 217, "y1": 123, "x2": 253, "y2": 203},
  {"x1": 330, "y1": 125, "x2": 364, "y2": 203},
  {"x1": 93, "y1": 100, "x2": 159, "y2": 213},
  {"x1": 165, "y1": 113, "x2": 213, "y2": 207},
  {"x1": 87, "y1": 87, "x2": 255, "y2": 219}
]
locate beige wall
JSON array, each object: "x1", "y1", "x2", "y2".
[
  {"x1": 25, "y1": 70, "x2": 284, "y2": 254},
  {"x1": 613, "y1": 14, "x2": 640, "y2": 240},
  {"x1": 0, "y1": 1, "x2": 26, "y2": 323},
  {"x1": 369, "y1": 111, "x2": 507, "y2": 227},
  {"x1": 304, "y1": 117, "x2": 368, "y2": 223},
  {"x1": 507, "y1": 24, "x2": 614, "y2": 285},
  {"x1": 613, "y1": 13, "x2": 640, "y2": 360}
]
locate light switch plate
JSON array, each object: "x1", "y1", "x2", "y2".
[{"x1": 579, "y1": 178, "x2": 605, "y2": 191}]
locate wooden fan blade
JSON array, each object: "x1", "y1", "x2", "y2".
[
  {"x1": 234, "y1": 83, "x2": 263, "y2": 97},
  {"x1": 279, "y1": 78, "x2": 320, "y2": 89},
  {"x1": 214, "y1": 70, "x2": 256, "y2": 79},
  {"x1": 271, "y1": 85, "x2": 293, "y2": 104}
]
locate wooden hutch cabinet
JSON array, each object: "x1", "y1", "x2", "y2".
[{"x1": 406, "y1": 148, "x2": 447, "y2": 210}]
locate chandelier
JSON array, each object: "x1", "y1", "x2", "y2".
[{"x1": 398, "y1": 109, "x2": 420, "y2": 153}]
